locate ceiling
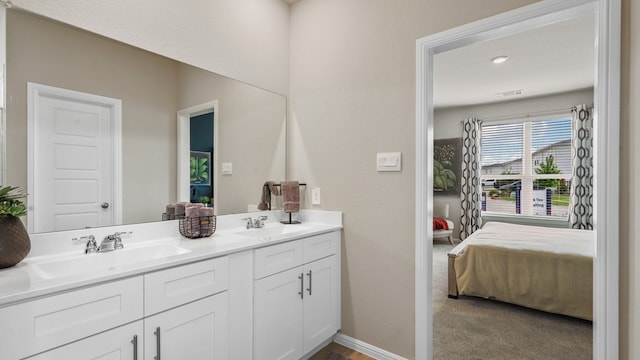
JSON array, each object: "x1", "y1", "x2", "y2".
[{"x1": 434, "y1": 13, "x2": 595, "y2": 108}]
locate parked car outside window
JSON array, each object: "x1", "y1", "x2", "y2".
[
  {"x1": 499, "y1": 180, "x2": 541, "y2": 191},
  {"x1": 481, "y1": 179, "x2": 496, "y2": 187}
]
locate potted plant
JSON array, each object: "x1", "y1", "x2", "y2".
[
  {"x1": 198, "y1": 196, "x2": 211, "y2": 207},
  {"x1": 0, "y1": 186, "x2": 31, "y2": 269}
]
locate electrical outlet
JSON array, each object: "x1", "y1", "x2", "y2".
[{"x1": 311, "y1": 187, "x2": 321, "y2": 205}]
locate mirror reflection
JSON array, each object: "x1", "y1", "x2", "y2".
[{"x1": 5, "y1": 9, "x2": 286, "y2": 233}]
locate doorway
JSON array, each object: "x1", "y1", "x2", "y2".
[
  {"x1": 27, "y1": 82, "x2": 122, "y2": 233},
  {"x1": 415, "y1": 1, "x2": 620, "y2": 359},
  {"x1": 189, "y1": 112, "x2": 214, "y2": 206},
  {"x1": 177, "y1": 100, "x2": 219, "y2": 213}
]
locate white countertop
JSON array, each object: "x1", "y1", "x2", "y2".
[{"x1": 0, "y1": 210, "x2": 342, "y2": 307}]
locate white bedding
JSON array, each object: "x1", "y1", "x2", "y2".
[{"x1": 450, "y1": 221, "x2": 594, "y2": 258}]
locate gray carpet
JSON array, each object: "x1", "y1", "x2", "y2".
[{"x1": 432, "y1": 241, "x2": 592, "y2": 360}]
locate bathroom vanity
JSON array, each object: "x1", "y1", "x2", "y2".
[{"x1": 0, "y1": 210, "x2": 342, "y2": 360}]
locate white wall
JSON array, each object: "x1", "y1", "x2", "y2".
[
  {"x1": 434, "y1": 88, "x2": 594, "y2": 236},
  {"x1": 9, "y1": 0, "x2": 290, "y2": 95}
]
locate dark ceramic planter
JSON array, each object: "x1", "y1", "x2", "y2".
[{"x1": 0, "y1": 216, "x2": 31, "y2": 269}]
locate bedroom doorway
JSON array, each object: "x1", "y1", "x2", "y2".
[
  {"x1": 415, "y1": 1, "x2": 620, "y2": 360},
  {"x1": 177, "y1": 100, "x2": 219, "y2": 212}
]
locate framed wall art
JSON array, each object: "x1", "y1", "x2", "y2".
[
  {"x1": 434, "y1": 138, "x2": 462, "y2": 194},
  {"x1": 190, "y1": 151, "x2": 211, "y2": 186}
]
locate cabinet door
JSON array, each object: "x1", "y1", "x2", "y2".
[
  {"x1": 254, "y1": 267, "x2": 304, "y2": 360},
  {"x1": 27, "y1": 321, "x2": 143, "y2": 360},
  {"x1": 144, "y1": 293, "x2": 229, "y2": 360},
  {"x1": 303, "y1": 255, "x2": 339, "y2": 353}
]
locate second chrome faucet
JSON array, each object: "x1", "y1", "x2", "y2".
[{"x1": 242, "y1": 216, "x2": 268, "y2": 229}]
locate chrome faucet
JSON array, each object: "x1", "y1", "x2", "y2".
[
  {"x1": 97, "y1": 231, "x2": 132, "y2": 252},
  {"x1": 242, "y1": 216, "x2": 268, "y2": 229},
  {"x1": 73, "y1": 235, "x2": 98, "y2": 254}
]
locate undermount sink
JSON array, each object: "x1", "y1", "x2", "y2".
[
  {"x1": 30, "y1": 243, "x2": 191, "y2": 279},
  {"x1": 235, "y1": 224, "x2": 309, "y2": 239}
]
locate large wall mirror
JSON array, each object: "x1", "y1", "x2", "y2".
[{"x1": 3, "y1": 8, "x2": 287, "y2": 233}]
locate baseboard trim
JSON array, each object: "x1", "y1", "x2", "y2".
[{"x1": 333, "y1": 333, "x2": 408, "y2": 360}]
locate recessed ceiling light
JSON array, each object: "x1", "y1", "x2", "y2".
[{"x1": 491, "y1": 56, "x2": 509, "y2": 64}]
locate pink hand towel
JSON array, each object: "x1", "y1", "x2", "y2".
[
  {"x1": 281, "y1": 181, "x2": 300, "y2": 213},
  {"x1": 185, "y1": 203, "x2": 204, "y2": 217}
]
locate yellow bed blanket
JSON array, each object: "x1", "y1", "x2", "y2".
[{"x1": 449, "y1": 222, "x2": 594, "y2": 320}]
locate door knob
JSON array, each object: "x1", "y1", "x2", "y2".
[{"x1": 101, "y1": 202, "x2": 110, "y2": 209}]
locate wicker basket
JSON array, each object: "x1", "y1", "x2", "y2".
[{"x1": 179, "y1": 215, "x2": 216, "y2": 239}]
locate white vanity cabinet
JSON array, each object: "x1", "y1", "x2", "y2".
[
  {"x1": 0, "y1": 257, "x2": 229, "y2": 360},
  {"x1": 253, "y1": 231, "x2": 340, "y2": 360}
]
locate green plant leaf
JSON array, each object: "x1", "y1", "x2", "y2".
[{"x1": 0, "y1": 186, "x2": 27, "y2": 217}]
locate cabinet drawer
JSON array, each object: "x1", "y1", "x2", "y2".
[
  {"x1": 27, "y1": 320, "x2": 143, "y2": 360},
  {"x1": 144, "y1": 257, "x2": 229, "y2": 316},
  {"x1": 254, "y1": 240, "x2": 303, "y2": 279},
  {"x1": 303, "y1": 232, "x2": 338, "y2": 264},
  {"x1": 0, "y1": 276, "x2": 143, "y2": 360}
]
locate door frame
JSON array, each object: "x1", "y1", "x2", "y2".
[
  {"x1": 27, "y1": 82, "x2": 123, "y2": 233},
  {"x1": 177, "y1": 100, "x2": 219, "y2": 212},
  {"x1": 415, "y1": 0, "x2": 620, "y2": 359}
]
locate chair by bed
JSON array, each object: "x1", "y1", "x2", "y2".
[
  {"x1": 447, "y1": 221, "x2": 594, "y2": 320},
  {"x1": 433, "y1": 203, "x2": 455, "y2": 245}
]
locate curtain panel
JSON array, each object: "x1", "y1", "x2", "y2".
[
  {"x1": 460, "y1": 117, "x2": 482, "y2": 239},
  {"x1": 569, "y1": 105, "x2": 594, "y2": 229}
]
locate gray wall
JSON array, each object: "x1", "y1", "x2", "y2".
[{"x1": 288, "y1": 0, "x2": 542, "y2": 356}]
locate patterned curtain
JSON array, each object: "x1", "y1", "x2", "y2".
[
  {"x1": 460, "y1": 117, "x2": 482, "y2": 239},
  {"x1": 569, "y1": 105, "x2": 594, "y2": 229}
]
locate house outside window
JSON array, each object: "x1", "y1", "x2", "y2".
[{"x1": 480, "y1": 117, "x2": 572, "y2": 218}]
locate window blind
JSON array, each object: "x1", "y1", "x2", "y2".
[{"x1": 480, "y1": 117, "x2": 572, "y2": 218}]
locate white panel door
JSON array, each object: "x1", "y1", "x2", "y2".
[
  {"x1": 303, "y1": 255, "x2": 338, "y2": 353},
  {"x1": 28, "y1": 83, "x2": 121, "y2": 233},
  {"x1": 254, "y1": 266, "x2": 304, "y2": 360}
]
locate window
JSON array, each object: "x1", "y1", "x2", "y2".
[{"x1": 480, "y1": 117, "x2": 572, "y2": 218}]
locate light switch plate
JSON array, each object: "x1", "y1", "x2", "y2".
[
  {"x1": 222, "y1": 162, "x2": 232, "y2": 175},
  {"x1": 376, "y1": 152, "x2": 402, "y2": 172}
]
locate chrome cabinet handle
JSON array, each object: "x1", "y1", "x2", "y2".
[
  {"x1": 131, "y1": 335, "x2": 138, "y2": 360},
  {"x1": 298, "y1": 273, "x2": 304, "y2": 299},
  {"x1": 307, "y1": 270, "x2": 313, "y2": 295},
  {"x1": 154, "y1": 327, "x2": 161, "y2": 360}
]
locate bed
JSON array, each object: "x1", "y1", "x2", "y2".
[{"x1": 447, "y1": 221, "x2": 594, "y2": 320}]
